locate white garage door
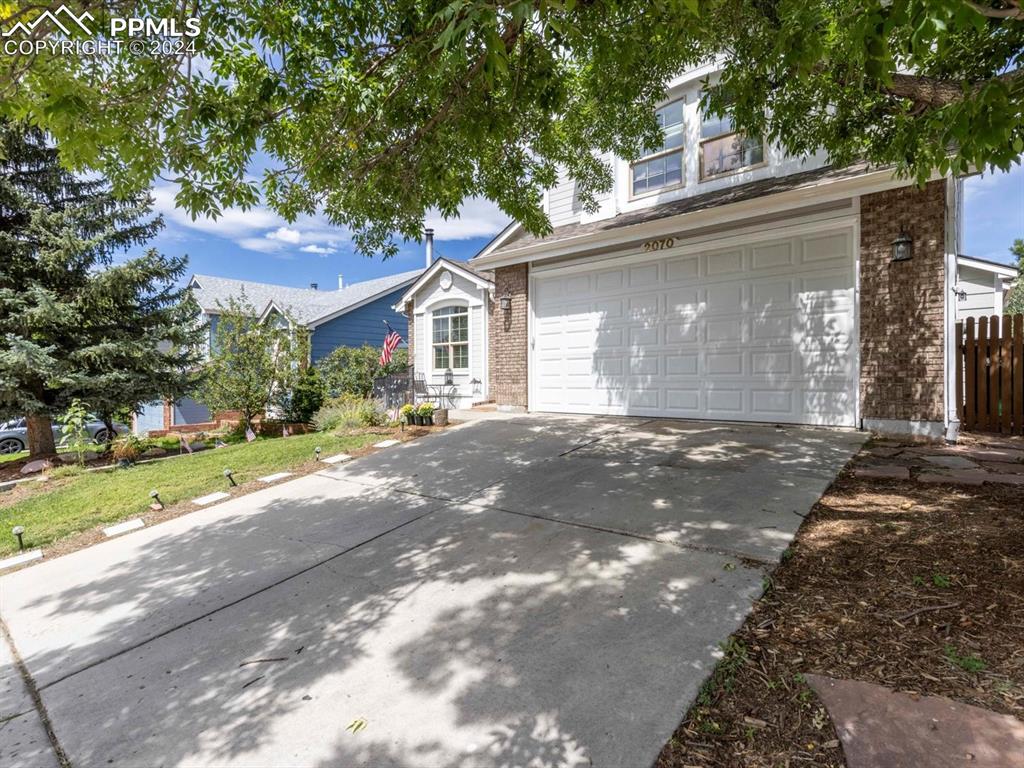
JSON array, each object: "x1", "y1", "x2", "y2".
[{"x1": 531, "y1": 226, "x2": 857, "y2": 426}]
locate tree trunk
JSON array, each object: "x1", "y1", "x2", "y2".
[{"x1": 26, "y1": 414, "x2": 57, "y2": 457}]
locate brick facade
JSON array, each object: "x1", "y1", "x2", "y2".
[
  {"x1": 488, "y1": 264, "x2": 529, "y2": 409},
  {"x1": 859, "y1": 180, "x2": 947, "y2": 425}
]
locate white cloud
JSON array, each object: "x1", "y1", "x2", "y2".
[
  {"x1": 153, "y1": 183, "x2": 511, "y2": 258},
  {"x1": 267, "y1": 226, "x2": 303, "y2": 244},
  {"x1": 425, "y1": 196, "x2": 511, "y2": 240},
  {"x1": 300, "y1": 244, "x2": 337, "y2": 255}
]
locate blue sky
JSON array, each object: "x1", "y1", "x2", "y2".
[{"x1": 147, "y1": 163, "x2": 1023, "y2": 289}]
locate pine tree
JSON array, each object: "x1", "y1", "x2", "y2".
[
  {"x1": 0, "y1": 122, "x2": 205, "y2": 457},
  {"x1": 1005, "y1": 239, "x2": 1024, "y2": 317}
]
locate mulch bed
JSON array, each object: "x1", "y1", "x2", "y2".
[{"x1": 657, "y1": 438, "x2": 1024, "y2": 768}]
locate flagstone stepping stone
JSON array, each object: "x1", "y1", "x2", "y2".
[
  {"x1": 868, "y1": 447, "x2": 904, "y2": 458},
  {"x1": 855, "y1": 465, "x2": 910, "y2": 480},
  {"x1": 103, "y1": 519, "x2": 144, "y2": 537},
  {"x1": 192, "y1": 491, "x2": 231, "y2": 506},
  {"x1": 257, "y1": 472, "x2": 294, "y2": 484},
  {"x1": 20, "y1": 459, "x2": 53, "y2": 475},
  {"x1": 58, "y1": 451, "x2": 98, "y2": 464},
  {"x1": 922, "y1": 455, "x2": 979, "y2": 470},
  {"x1": 0, "y1": 550, "x2": 43, "y2": 572},
  {"x1": 917, "y1": 470, "x2": 988, "y2": 486},
  {"x1": 806, "y1": 674, "x2": 1024, "y2": 768},
  {"x1": 983, "y1": 473, "x2": 1024, "y2": 485},
  {"x1": 373, "y1": 439, "x2": 401, "y2": 448},
  {"x1": 983, "y1": 461, "x2": 1024, "y2": 474},
  {"x1": 960, "y1": 447, "x2": 1024, "y2": 463},
  {"x1": 141, "y1": 447, "x2": 167, "y2": 458},
  {"x1": 322, "y1": 453, "x2": 352, "y2": 464}
]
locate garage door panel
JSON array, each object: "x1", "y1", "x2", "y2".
[{"x1": 532, "y1": 226, "x2": 856, "y2": 426}]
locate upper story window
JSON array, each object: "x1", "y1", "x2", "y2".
[
  {"x1": 631, "y1": 99, "x2": 684, "y2": 198},
  {"x1": 699, "y1": 107, "x2": 764, "y2": 180},
  {"x1": 432, "y1": 305, "x2": 469, "y2": 370}
]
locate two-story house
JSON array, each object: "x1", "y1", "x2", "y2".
[
  {"x1": 456, "y1": 63, "x2": 967, "y2": 439},
  {"x1": 134, "y1": 269, "x2": 422, "y2": 435}
]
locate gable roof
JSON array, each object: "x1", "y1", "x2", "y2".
[
  {"x1": 394, "y1": 257, "x2": 494, "y2": 309},
  {"x1": 188, "y1": 269, "x2": 423, "y2": 326},
  {"x1": 957, "y1": 254, "x2": 1018, "y2": 280}
]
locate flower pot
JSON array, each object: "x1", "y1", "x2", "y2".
[
  {"x1": 414, "y1": 414, "x2": 423, "y2": 425},
  {"x1": 424, "y1": 415, "x2": 434, "y2": 426}
]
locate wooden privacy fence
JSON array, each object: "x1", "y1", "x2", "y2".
[{"x1": 956, "y1": 313, "x2": 1024, "y2": 435}]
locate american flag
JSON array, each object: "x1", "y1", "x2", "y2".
[
  {"x1": 379, "y1": 324, "x2": 403, "y2": 366},
  {"x1": 179, "y1": 434, "x2": 193, "y2": 455},
  {"x1": 282, "y1": 424, "x2": 290, "y2": 438},
  {"x1": 245, "y1": 425, "x2": 257, "y2": 443}
]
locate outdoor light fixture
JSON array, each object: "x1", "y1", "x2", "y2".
[
  {"x1": 444, "y1": 368, "x2": 454, "y2": 386},
  {"x1": 891, "y1": 228, "x2": 913, "y2": 262},
  {"x1": 315, "y1": 446, "x2": 322, "y2": 461},
  {"x1": 12, "y1": 525, "x2": 25, "y2": 551},
  {"x1": 499, "y1": 295, "x2": 512, "y2": 312},
  {"x1": 223, "y1": 468, "x2": 237, "y2": 487},
  {"x1": 149, "y1": 489, "x2": 163, "y2": 510}
]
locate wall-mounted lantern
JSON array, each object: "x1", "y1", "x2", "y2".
[
  {"x1": 444, "y1": 368, "x2": 454, "y2": 386},
  {"x1": 499, "y1": 295, "x2": 512, "y2": 312},
  {"x1": 891, "y1": 229, "x2": 913, "y2": 262}
]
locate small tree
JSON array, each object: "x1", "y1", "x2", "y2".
[
  {"x1": 198, "y1": 296, "x2": 306, "y2": 430},
  {"x1": 283, "y1": 367, "x2": 327, "y2": 424},
  {"x1": 1004, "y1": 239, "x2": 1024, "y2": 316},
  {"x1": 316, "y1": 345, "x2": 408, "y2": 399}
]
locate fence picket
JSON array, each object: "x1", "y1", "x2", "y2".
[{"x1": 957, "y1": 313, "x2": 1024, "y2": 435}]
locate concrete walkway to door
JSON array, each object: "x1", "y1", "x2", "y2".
[{"x1": 0, "y1": 415, "x2": 864, "y2": 768}]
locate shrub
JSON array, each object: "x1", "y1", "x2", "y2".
[
  {"x1": 284, "y1": 367, "x2": 327, "y2": 423},
  {"x1": 313, "y1": 395, "x2": 388, "y2": 432},
  {"x1": 416, "y1": 402, "x2": 435, "y2": 417},
  {"x1": 316, "y1": 345, "x2": 408, "y2": 398},
  {"x1": 399, "y1": 403, "x2": 414, "y2": 421}
]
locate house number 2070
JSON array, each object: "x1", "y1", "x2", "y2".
[{"x1": 642, "y1": 237, "x2": 675, "y2": 252}]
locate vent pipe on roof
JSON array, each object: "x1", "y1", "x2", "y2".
[
  {"x1": 310, "y1": 282, "x2": 318, "y2": 290},
  {"x1": 337, "y1": 274, "x2": 344, "y2": 290},
  {"x1": 425, "y1": 228, "x2": 434, "y2": 268}
]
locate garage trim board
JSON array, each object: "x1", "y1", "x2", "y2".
[{"x1": 528, "y1": 217, "x2": 860, "y2": 427}]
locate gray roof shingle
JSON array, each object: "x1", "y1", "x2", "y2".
[{"x1": 189, "y1": 269, "x2": 423, "y2": 325}]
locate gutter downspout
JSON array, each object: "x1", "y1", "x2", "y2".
[{"x1": 943, "y1": 176, "x2": 962, "y2": 443}]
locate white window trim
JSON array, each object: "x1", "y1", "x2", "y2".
[
  {"x1": 698, "y1": 107, "x2": 766, "y2": 182},
  {"x1": 430, "y1": 304, "x2": 470, "y2": 374},
  {"x1": 629, "y1": 96, "x2": 686, "y2": 201}
]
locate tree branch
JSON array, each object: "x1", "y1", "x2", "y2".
[
  {"x1": 963, "y1": 0, "x2": 1023, "y2": 20},
  {"x1": 885, "y1": 67, "x2": 1024, "y2": 108}
]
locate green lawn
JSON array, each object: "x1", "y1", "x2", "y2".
[
  {"x1": 0, "y1": 431, "x2": 383, "y2": 556},
  {"x1": 0, "y1": 451, "x2": 27, "y2": 464}
]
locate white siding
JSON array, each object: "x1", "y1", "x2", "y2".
[
  {"x1": 412, "y1": 267, "x2": 489, "y2": 407},
  {"x1": 548, "y1": 167, "x2": 581, "y2": 227},
  {"x1": 955, "y1": 265, "x2": 1009, "y2": 322}
]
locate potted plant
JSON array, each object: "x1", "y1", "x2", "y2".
[
  {"x1": 417, "y1": 402, "x2": 435, "y2": 426},
  {"x1": 399, "y1": 403, "x2": 415, "y2": 425}
]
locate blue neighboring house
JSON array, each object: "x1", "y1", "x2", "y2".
[{"x1": 134, "y1": 269, "x2": 422, "y2": 435}]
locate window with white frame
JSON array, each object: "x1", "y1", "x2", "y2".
[
  {"x1": 431, "y1": 306, "x2": 469, "y2": 370},
  {"x1": 699, "y1": 105, "x2": 764, "y2": 180},
  {"x1": 630, "y1": 99, "x2": 684, "y2": 197}
]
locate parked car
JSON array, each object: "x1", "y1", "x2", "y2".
[{"x1": 0, "y1": 417, "x2": 129, "y2": 455}]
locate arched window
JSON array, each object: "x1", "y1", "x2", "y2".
[{"x1": 432, "y1": 306, "x2": 469, "y2": 370}]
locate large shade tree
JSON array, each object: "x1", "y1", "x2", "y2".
[
  {"x1": 0, "y1": 122, "x2": 206, "y2": 457},
  {"x1": 0, "y1": 1, "x2": 1020, "y2": 253}
]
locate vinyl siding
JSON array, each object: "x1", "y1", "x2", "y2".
[
  {"x1": 309, "y1": 286, "x2": 411, "y2": 364},
  {"x1": 548, "y1": 167, "x2": 581, "y2": 227},
  {"x1": 956, "y1": 265, "x2": 1007, "y2": 322}
]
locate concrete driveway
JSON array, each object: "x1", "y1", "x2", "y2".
[{"x1": 1, "y1": 415, "x2": 864, "y2": 768}]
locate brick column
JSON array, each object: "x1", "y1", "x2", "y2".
[
  {"x1": 859, "y1": 180, "x2": 947, "y2": 436},
  {"x1": 488, "y1": 264, "x2": 529, "y2": 410}
]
